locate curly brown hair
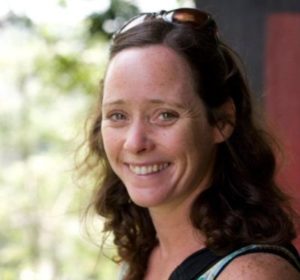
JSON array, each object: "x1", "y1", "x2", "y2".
[{"x1": 83, "y1": 17, "x2": 297, "y2": 280}]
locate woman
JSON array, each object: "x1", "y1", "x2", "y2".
[{"x1": 85, "y1": 8, "x2": 300, "y2": 280}]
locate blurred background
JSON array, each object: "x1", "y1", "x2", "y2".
[{"x1": 0, "y1": 0, "x2": 299, "y2": 279}]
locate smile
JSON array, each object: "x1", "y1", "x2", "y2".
[{"x1": 129, "y1": 163, "x2": 170, "y2": 175}]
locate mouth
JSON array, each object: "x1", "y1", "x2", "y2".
[{"x1": 128, "y1": 163, "x2": 170, "y2": 175}]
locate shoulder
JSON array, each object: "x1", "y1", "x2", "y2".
[{"x1": 217, "y1": 252, "x2": 300, "y2": 280}]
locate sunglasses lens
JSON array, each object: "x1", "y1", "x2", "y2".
[{"x1": 172, "y1": 9, "x2": 209, "y2": 26}]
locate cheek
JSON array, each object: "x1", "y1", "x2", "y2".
[
  {"x1": 184, "y1": 122, "x2": 216, "y2": 157},
  {"x1": 160, "y1": 126, "x2": 199, "y2": 158},
  {"x1": 101, "y1": 128, "x2": 121, "y2": 160}
]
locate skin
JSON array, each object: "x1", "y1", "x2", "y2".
[
  {"x1": 101, "y1": 45, "x2": 221, "y2": 278},
  {"x1": 101, "y1": 45, "x2": 222, "y2": 211},
  {"x1": 101, "y1": 45, "x2": 299, "y2": 279},
  {"x1": 218, "y1": 253, "x2": 300, "y2": 280}
]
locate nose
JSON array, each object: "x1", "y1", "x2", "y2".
[{"x1": 123, "y1": 120, "x2": 154, "y2": 154}]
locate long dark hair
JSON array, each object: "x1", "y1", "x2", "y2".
[{"x1": 84, "y1": 17, "x2": 297, "y2": 280}]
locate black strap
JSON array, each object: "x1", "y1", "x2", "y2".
[
  {"x1": 169, "y1": 248, "x2": 222, "y2": 280},
  {"x1": 169, "y1": 244, "x2": 300, "y2": 280}
]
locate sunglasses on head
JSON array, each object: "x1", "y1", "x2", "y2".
[{"x1": 113, "y1": 8, "x2": 217, "y2": 39}]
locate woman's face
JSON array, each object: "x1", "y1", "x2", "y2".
[{"x1": 101, "y1": 45, "x2": 220, "y2": 210}]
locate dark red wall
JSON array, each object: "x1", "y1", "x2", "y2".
[
  {"x1": 195, "y1": 1, "x2": 300, "y2": 249},
  {"x1": 265, "y1": 13, "x2": 300, "y2": 248}
]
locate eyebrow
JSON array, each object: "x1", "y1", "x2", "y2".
[
  {"x1": 102, "y1": 98, "x2": 186, "y2": 109},
  {"x1": 102, "y1": 100, "x2": 125, "y2": 107},
  {"x1": 149, "y1": 99, "x2": 186, "y2": 109}
]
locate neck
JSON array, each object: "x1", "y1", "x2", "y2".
[
  {"x1": 149, "y1": 194, "x2": 205, "y2": 259},
  {"x1": 144, "y1": 198, "x2": 205, "y2": 280}
]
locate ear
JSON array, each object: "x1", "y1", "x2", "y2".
[{"x1": 213, "y1": 98, "x2": 236, "y2": 144}]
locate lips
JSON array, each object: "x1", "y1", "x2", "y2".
[{"x1": 128, "y1": 163, "x2": 170, "y2": 175}]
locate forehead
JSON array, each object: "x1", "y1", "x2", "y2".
[{"x1": 103, "y1": 45, "x2": 198, "y2": 103}]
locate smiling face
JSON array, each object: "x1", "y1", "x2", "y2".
[{"x1": 101, "y1": 45, "x2": 220, "y2": 209}]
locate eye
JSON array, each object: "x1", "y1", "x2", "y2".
[
  {"x1": 111, "y1": 112, "x2": 126, "y2": 120},
  {"x1": 158, "y1": 111, "x2": 179, "y2": 121},
  {"x1": 104, "y1": 111, "x2": 127, "y2": 122},
  {"x1": 151, "y1": 110, "x2": 179, "y2": 126}
]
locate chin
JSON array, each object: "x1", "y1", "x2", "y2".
[
  {"x1": 130, "y1": 196, "x2": 159, "y2": 208},
  {"x1": 125, "y1": 182, "x2": 174, "y2": 208},
  {"x1": 129, "y1": 192, "x2": 170, "y2": 209}
]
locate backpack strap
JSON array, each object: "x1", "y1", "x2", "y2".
[{"x1": 197, "y1": 244, "x2": 300, "y2": 280}]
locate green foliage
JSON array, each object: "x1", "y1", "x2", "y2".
[
  {"x1": 34, "y1": 52, "x2": 100, "y2": 94},
  {"x1": 1, "y1": 0, "x2": 194, "y2": 278},
  {"x1": 0, "y1": 0, "x2": 140, "y2": 279},
  {"x1": 86, "y1": 0, "x2": 140, "y2": 38},
  {"x1": 1, "y1": 12, "x2": 34, "y2": 29}
]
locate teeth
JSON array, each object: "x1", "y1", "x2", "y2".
[{"x1": 129, "y1": 163, "x2": 169, "y2": 175}]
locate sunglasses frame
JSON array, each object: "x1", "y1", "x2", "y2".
[{"x1": 113, "y1": 8, "x2": 216, "y2": 40}]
